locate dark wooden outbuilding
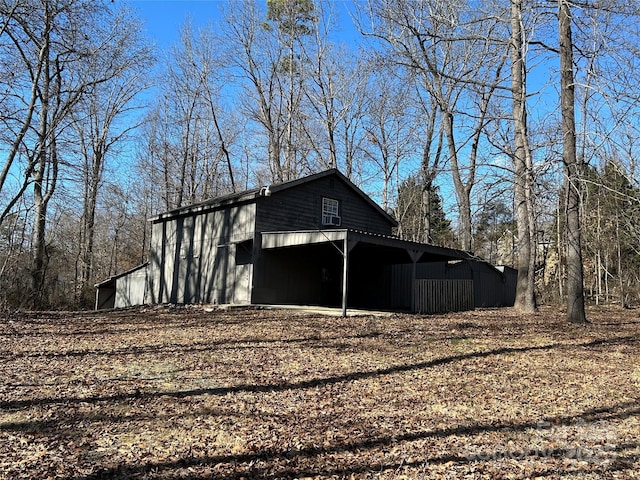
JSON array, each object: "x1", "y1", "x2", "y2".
[{"x1": 96, "y1": 169, "x2": 516, "y2": 313}]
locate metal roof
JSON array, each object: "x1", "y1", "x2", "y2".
[
  {"x1": 94, "y1": 262, "x2": 148, "y2": 288},
  {"x1": 261, "y1": 229, "x2": 477, "y2": 263}
]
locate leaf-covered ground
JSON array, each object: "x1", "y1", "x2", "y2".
[{"x1": 1, "y1": 306, "x2": 640, "y2": 479}]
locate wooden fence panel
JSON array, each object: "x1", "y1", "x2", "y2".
[{"x1": 413, "y1": 280, "x2": 474, "y2": 314}]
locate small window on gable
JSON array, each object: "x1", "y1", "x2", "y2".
[{"x1": 322, "y1": 197, "x2": 341, "y2": 226}]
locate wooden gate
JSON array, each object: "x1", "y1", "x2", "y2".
[{"x1": 413, "y1": 280, "x2": 474, "y2": 314}]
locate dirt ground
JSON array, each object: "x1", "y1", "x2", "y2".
[{"x1": 1, "y1": 305, "x2": 639, "y2": 479}]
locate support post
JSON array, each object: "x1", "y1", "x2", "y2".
[
  {"x1": 411, "y1": 260, "x2": 417, "y2": 313},
  {"x1": 408, "y1": 250, "x2": 421, "y2": 313},
  {"x1": 342, "y1": 236, "x2": 349, "y2": 317}
]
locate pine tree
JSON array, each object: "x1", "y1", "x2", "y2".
[{"x1": 395, "y1": 176, "x2": 453, "y2": 246}]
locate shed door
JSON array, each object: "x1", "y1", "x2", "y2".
[
  {"x1": 234, "y1": 264, "x2": 251, "y2": 304},
  {"x1": 234, "y1": 241, "x2": 252, "y2": 304}
]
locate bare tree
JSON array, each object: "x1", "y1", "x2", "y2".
[
  {"x1": 510, "y1": 0, "x2": 537, "y2": 311},
  {"x1": 167, "y1": 25, "x2": 208, "y2": 208},
  {"x1": 196, "y1": 27, "x2": 238, "y2": 193},
  {"x1": 558, "y1": 0, "x2": 587, "y2": 323},
  {"x1": 222, "y1": 1, "x2": 285, "y2": 182},
  {"x1": 222, "y1": 0, "x2": 318, "y2": 183},
  {"x1": 0, "y1": 0, "x2": 158, "y2": 305},
  {"x1": 361, "y1": 67, "x2": 416, "y2": 211},
  {"x1": 70, "y1": 9, "x2": 153, "y2": 304},
  {"x1": 562, "y1": 0, "x2": 640, "y2": 311},
  {"x1": 139, "y1": 20, "x2": 240, "y2": 212},
  {"x1": 360, "y1": 0, "x2": 508, "y2": 251},
  {"x1": 0, "y1": 1, "x2": 43, "y2": 222},
  {"x1": 414, "y1": 78, "x2": 446, "y2": 245},
  {"x1": 267, "y1": 0, "x2": 316, "y2": 178},
  {"x1": 0, "y1": 0, "x2": 135, "y2": 305},
  {"x1": 299, "y1": 3, "x2": 349, "y2": 173}
]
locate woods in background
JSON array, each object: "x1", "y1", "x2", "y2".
[{"x1": 1, "y1": 0, "x2": 639, "y2": 314}]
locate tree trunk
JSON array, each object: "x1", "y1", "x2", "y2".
[
  {"x1": 443, "y1": 110, "x2": 472, "y2": 251},
  {"x1": 30, "y1": 12, "x2": 52, "y2": 307},
  {"x1": 616, "y1": 218, "x2": 626, "y2": 308},
  {"x1": 80, "y1": 151, "x2": 101, "y2": 297},
  {"x1": 559, "y1": 0, "x2": 587, "y2": 323},
  {"x1": 208, "y1": 96, "x2": 236, "y2": 192},
  {"x1": 420, "y1": 99, "x2": 442, "y2": 245},
  {"x1": 510, "y1": 0, "x2": 536, "y2": 312},
  {"x1": 285, "y1": 40, "x2": 295, "y2": 180},
  {"x1": 32, "y1": 136, "x2": 58, "y2": 307},
  {"x1": 32, "y1": 177, "x2": 48, "y2": 305}
]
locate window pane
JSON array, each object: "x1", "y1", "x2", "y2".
[{"x1": 322, "y1": 197, "x2": 339, "y2": 216}]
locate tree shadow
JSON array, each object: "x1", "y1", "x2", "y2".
[
  {"x1": 3, "y1": 330, "x2": 639, "y2": 479},
  {"x1": 0, "y1": 328, "x2": 397, "y2": 362},
  {"x1": 1, "y1": 341, "x2": 558, "y2": 411},
  {"x1": 4, "y1": 335, "x2": 636, "y2": 411},
  {"x1": 0, "y1": 307, "x2": 307, "y2": 338},
  {"x1": 66, "y1": 398, "x2": 640, "y2": 480}
]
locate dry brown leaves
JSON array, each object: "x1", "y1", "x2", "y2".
[{"x1": 1, "y1": 305, "x2": 640, "y2": 479}]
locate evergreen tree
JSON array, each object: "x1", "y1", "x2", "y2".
[
  {"x1": 395, "y1": 176, "x2": 454, "y2": 246},
  {"x1": 474, "y1": 200, "x2": 516, "y2": 265},
  {"x1": 265, "y1": 0, "x2": 317, "y2": 180}
]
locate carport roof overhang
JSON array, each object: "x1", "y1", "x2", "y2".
[
  {"x1": 260, "y1": 229, "x2": 474, "y2": 263},
  {"x1": 260, "y1": 230, "x2": 477, "y2": 317}
]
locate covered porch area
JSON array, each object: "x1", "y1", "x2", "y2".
[{"x1": 254, "y1": 229, "x2": 480, "y2": 315}]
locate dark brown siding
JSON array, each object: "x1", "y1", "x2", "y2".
[
  {"x1": 390, "y1": 261, "x2": 516, "y2": 308},
  {"x1": 255, "y1": 175, "x2": 394, "y2": 235}
]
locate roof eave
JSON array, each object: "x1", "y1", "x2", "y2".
[
  {"x1": 94, "y1": 262, "x2": 149, "y2": 288},
  {"x1": 149, "y1": 190, "x2": 260, "y2": 223}
]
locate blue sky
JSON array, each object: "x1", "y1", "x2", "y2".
[
  {"x1": 127, "y1": 0, "x2": 362, "y2": 50},
  {"x1": 128, "y1": 0, "x2": 227, "y2": 48}
]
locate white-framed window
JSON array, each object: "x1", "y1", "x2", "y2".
[{"x1": 322, "y1": 197, "x2": 341, "y2": 226}]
